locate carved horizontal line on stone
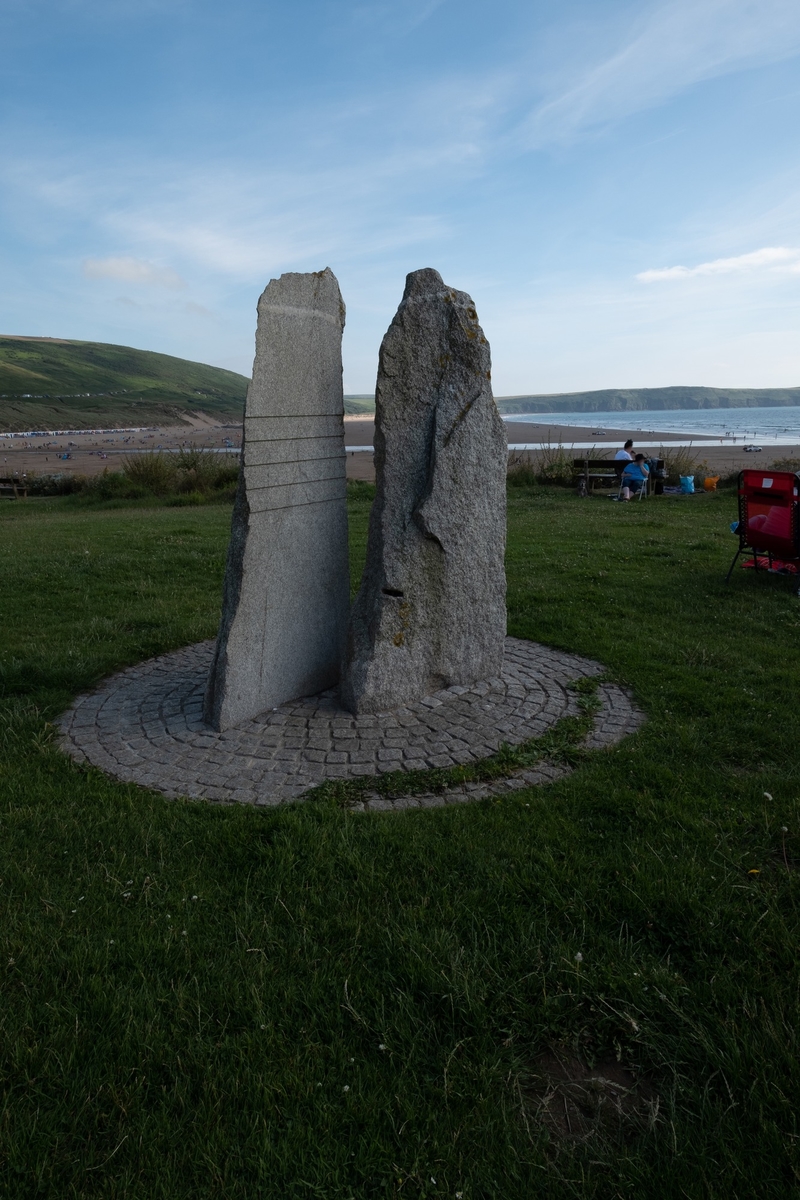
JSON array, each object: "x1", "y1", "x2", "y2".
[
  {"x1": 244, "y1": 439, "x2": 345, "y2": 451},
  {"x1": 247, "y1": 494, "x2": 349, "y2": 515},
  {"x1": 245, "y1": 415, "x2": 345, "y2": 423},
  {"x1": 244, "y1": 448, "x2": 345, "y2": 465},
  {"x1": 243, "y1": 416, "x2": 346, "y2": 441},
  {"x1": 244, "y1": 463, "x2": 345, "y2": 481},
  {"x1": 244, "y1": 466, "x2": 345, "y2": 484},
  {"x1": 246, "y1": 434, "x2": 344, "y2": 442},
  {"x1": 261, "y1": 303, "x2": 342, "y2": 325},
  {"x1": 244, "y1": 464, "x2": 345, "y2": 492},
  {"x1": 246, "y1": 476, "x2": 346, "y2": 502},
  {"x1": 243, "y1": 454, "x2": 345, "y2": 470}
]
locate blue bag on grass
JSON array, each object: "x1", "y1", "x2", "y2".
[{"x1": 680, "y1": 475, "x2": 695, "y2": 494}]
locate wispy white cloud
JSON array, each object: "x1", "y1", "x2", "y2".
[
  {"x1": 103, "y1": 179, "x2": 449, "y2": 280},
  {"x1": 83, "y1": 255, "x2": 185, "y2": 288},
  {"x1": 6, "y1": 135, "x2": 456, "y2": 287},
  {"x1": 518, "y1": 0, "x2": 800, "y2": 147},
  {"x1": 637, "y1": 246, "x2": 800, "y2": 282}
]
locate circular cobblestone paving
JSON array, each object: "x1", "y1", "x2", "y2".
[{"x1": 58, "y1": 637, "x2": 644, "y2": 810}]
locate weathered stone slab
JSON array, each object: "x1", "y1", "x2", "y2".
[
  {"x1": 341, "y1": 267, "x2": 507, "y2": 714},
  {"x1": 204, "y1": 268, "x2": 349, "y2": 731}
]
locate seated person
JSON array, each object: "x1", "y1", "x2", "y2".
[
  {"x1": 614, "y1": 439, "x2": 634, "y2": 481},
  {"x1": 621, "y1": 454, "x2": 650, "y2": 500}
]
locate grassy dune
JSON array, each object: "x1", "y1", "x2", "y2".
[{"x1": 0, "y1": 485, "x2": 798, "y2": 1197}]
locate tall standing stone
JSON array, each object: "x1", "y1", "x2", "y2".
[
  {"x1": 341, "y1": 268, "x2": 507, "y2": 715},
  {"x1": 204, "y1": 269, "x2": 350, "y2": 731}
]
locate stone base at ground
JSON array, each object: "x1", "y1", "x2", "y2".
[{"x1": 58, "y1": 638, "x2": 644, "y2": 809}]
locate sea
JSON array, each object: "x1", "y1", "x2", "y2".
[{"x1": 503, "y1": 406, "x2": 800, "y2": 448}]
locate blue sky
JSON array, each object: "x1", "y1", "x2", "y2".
[{"x1": 2, "y1": 0, "x2": 800, "y2": 394}]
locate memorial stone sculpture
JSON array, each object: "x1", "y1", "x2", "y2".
[
  {"x1": 204, "y1": 268, "x2": 350, "y2": 731},
  {"x1": 341, "y1": 267, "x2": 507, "y2": 715}
]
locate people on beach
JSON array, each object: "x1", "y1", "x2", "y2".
[
  {"x1": 615, "y1": 439, "x2": 634, "y2": 462},
  {"x1": 621, "y1": 453, "x2": 649, "y2": 500}
]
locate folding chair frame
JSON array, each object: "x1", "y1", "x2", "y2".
[
  {"x1": 618, "y1": 473, "x2": 648, "y2": 501},
  {"x1": 726, "y1": 469, "x2": 800, "y2": 589}
]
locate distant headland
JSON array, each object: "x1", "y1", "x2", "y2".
[{"x1": 493, "y1": 386, "x2": 800, "y2": 414}]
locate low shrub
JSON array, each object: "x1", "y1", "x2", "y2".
[
  {"x1": 506, "y1": 455, "x2": 539, "y2": 487},
  {"x1": 656, "y1": 444, "x2": 710, "y2": 486},
  {"x1": 24, "y1": 448, "x2": 241, "y2": 506},
  {"x1": 83, "y1": 471, "x2": 151, "y2": 501},
  {"x1": 173, "y1": 446, "x2": 239, "y2": 493},
  {"x1": 121, "y1": 451, "x2": 178, "y2": 496},
  {"x1": 121, "y1": 446, "x2": 240, "y2": 499},
  {"x1": 507, "y1": 445, "x2": 588, "y2": 487},
  {"x1": 533, "y1": 442, "x2": 577, "y2": 484},
  {"x1": 716, "y1": 470, "x2": 741, "y2": 489},
  {"x1": 26, "y1": 472, "x2": 89, "y2": 497}
]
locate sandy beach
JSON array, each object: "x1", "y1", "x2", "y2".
[
  {"x1": 0, "y1": 412, "x2": 241, "y2": 482},
  {"x1": 1, "y1": 412, "x2": 798, "y2": 485}
]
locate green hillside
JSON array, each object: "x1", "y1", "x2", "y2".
[
  {"x1": 343, "y1": 394, "x2": 376, "y2": 415},
  {"x1": 496, "y1": 385, "x2": 800, "y2": 414},
  {"x1": 0, "y1": 336, "x2": 249, "y2": 431}
]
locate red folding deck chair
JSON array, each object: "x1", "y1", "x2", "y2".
[{"x1": 726, "y1": 469, "x2": 800, "y2": 592}]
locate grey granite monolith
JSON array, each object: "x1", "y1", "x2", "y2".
[
  {"x1": 340, "y1": 267, "x2": 507, "y2": 715},
  {"x1": 204, "y1": 268, "x2": 349, "y2": 731}
]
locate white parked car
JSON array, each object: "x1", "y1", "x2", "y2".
[{"x1": 743, "y1": 445, "x2": 763, "y2": 452}]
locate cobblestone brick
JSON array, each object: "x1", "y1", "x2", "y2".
[{"x1": 58, "y1": 637, "x2": 643, "y2": 810}]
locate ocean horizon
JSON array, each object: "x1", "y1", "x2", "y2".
[{"x1": 504, "y1": 406, "x2": 800, "y2": 444}]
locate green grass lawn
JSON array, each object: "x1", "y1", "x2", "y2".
[{"x1": 1, "y1": 486, "x2": 798, "y2": 1199}]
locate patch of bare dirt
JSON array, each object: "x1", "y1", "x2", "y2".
[{"x1": 520, "y1": 1050, "x2": 659, "y2": 1145}]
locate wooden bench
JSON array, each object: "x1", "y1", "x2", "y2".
[
  {"x1": 0, "y1": 476, "x2": 28, "y2": 499},
  {"x1": 573, "y1": 457, "x2": 667, "y2": 497},
  {"x1": 573, "y1": 458, "x2": 624, "y2": 497}
]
